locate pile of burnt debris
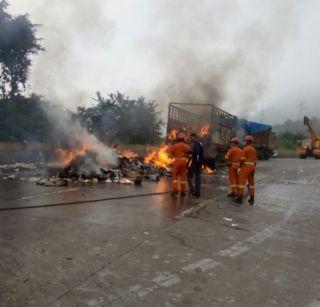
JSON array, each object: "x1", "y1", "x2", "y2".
[{"x1": 37, "y1": 150, "x2": 171, "y2": 187}]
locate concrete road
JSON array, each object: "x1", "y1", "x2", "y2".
[{"x1": 0, "y1": 158, "x2": 320, "y2": 306}]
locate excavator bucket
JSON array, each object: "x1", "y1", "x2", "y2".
[{"x1": 303, "y1": 116, "x2": 309, "y2": 126}]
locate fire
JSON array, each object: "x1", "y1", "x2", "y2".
[
  {"x1": 167, "y1": 129, "x2": 178, "y2": 141},
  {"x1": 203, "y1": 165, "x2": 215, "y2": 174},
  {"x1": 144, "y1": 143, "x2": 174, "y2": 170},
  {"x1": 55, "y1": 139, "x2": 94, "y2": 166},
  {"x1": 121, "y1": 149, "x2": 139, "y2": 159},
  {"x1": 200, "y1": 124, "x2": 210, "y2": 137}
]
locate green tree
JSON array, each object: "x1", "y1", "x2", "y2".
[
  {"x1": 277, "y1": 131, "x2": 305, "y2": 149},
  {"x1": 78, "y1": 92, "x2": 164, "y2": 144},
  {"x1": 0, "y1": 94, "x2": 53, "y2": 142},
  {"x1": 0, "y1": 0, "x2": 43, "y2": 98}
]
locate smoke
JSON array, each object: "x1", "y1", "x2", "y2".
[
  {"x1": 145, "y1": 0, "x2": 299, "y2": 114},
  {"x1": 44, "y1": 105, "x2": 118, "y2": 167},
  {"x1": 9, "y1": 0, "x2": 300, "y2": 116},
  {"x1": 8, "y1": 0, "x2": 115, "y2": 109}
]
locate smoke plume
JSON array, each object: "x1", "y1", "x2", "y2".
[
  {"x1": 45, "y1": 105, "x2": 118, "y2": 167},
  {"x1": 145, "y1": 0, "x2": 299, "y2": 114},
  {"x1": 10, "y1": 0, "x2": 300, "y2": 116}
]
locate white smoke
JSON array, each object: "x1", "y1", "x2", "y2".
[{"x1": 9, "y1": 0, "x2": 305, "y2": 118}]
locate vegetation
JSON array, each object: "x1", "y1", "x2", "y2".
[
  {"x1": 276, "y1": 131, "x2": 305, "y2": 149},
  {"x1": 77, "y1": 92, "x2": 164, "y2": 145},
  {"x1": 273, "y1": 118, "x2": 320, "y2": 136},
  {"x1": 0, "y1": 0, "x2": 43, "y2": 98},
  {"x1": 0, "y1": 92, "x2": 164, "y2": 145},
  {"x1": 0, "y1": 94, "x2": 53, "y2": 142}
]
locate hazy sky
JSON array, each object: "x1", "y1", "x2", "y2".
[{"x1": 8, "y1": 0, "x2": 320, "y2": 124}]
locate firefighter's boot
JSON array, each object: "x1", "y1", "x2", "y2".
[
  {"x1": 234, "y1": 196, "x2": 243, "y2": 206},
  {"x1": 248, "y1": 196, "x2": 255, "y2": 206},
  {"x1": 227, "y1": 192, "x2": 237, "y2": 199}
]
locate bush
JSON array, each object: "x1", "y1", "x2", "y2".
[
  {"x1": 0, "y1": 94, "x2": 53, "y2": 142},
  {"x1": 77, "y1": 92, "x2": 164, "y2": 145},
  {"x1": 276, "y1": 131, "x2": 305, "y2": 149}
]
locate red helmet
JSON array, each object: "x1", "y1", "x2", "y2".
[
  {"x1": 244, "y1": 135, "x2": 254, "y2": 142},
  {"x1": 177, "y1": 133, "x2": 186, "y2": 141},
  {"x1": 231, "y1": 137, "x2": 239, "y2": 144}
]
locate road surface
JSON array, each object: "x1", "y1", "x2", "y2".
[{"x1": 0, "y1": 158, "x2": 320, "y2": 306}]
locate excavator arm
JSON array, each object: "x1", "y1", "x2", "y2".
[
  {"x1": 303, "y1": 116, "x2": 320, "y2": 158},
  {"x1": 303, "y1": 116, "x2": 320, "y2": 141}
]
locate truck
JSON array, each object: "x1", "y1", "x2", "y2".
[
  {"x1": 167, "y1": 103, "x2": 238, "y2": 166},
  {"x1": 297, "y1": 116, "x2": 320, "y2": 159},
  {"x1": 237, "y1": 119, "x2": 276, "y2": 160}
]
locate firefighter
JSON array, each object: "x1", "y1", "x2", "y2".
[
  {"x1": 225, "y1": 137, "x2": 244, "y2": 199},
  {"x1": 237, "y1": 135, "x2": 257, "y2": 206},
  {"x1": 187, "y1": 132, "x2": 204, "y2": 197},
  {"x1": 170, "y1": 133, "x2": 191, "y2": 196}
]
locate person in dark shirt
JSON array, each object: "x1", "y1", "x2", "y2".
[{"x1": 188, "y1": 133, "x2": 204, "y2": 197}]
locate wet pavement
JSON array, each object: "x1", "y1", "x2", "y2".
[{"x1": 0, "y1": 158, "x2": 320, "y2": 306}]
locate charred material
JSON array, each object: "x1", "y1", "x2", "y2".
[{"x1": 38, "y1": 149, "x2": 170, "y2": 187}]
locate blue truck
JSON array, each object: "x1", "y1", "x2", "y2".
[{"x1": 238, "y1": 119, "x2": 276, "y2": 160}]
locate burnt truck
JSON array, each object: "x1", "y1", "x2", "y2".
[
  {"x1": 237, "y1": 119, "x2": 276, "y2": 160},
  {"x1": 167, "y1": 103, "x2": 237, "y2": 166}
]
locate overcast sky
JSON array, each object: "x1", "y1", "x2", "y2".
[{"x1": 8, "y1": 0, "x2": 320, "y2": 124}]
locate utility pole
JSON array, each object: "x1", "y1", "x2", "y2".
[{"x1": 298, "y1": 101, "x2": 307, "y2": 120}]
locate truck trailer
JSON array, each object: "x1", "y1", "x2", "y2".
[
  {"x1": 167, "y1": 103, "x2": 237, "y2": 166},
  {"x1": 237, "y1": 119, "x2": 275, "y2": 160}
]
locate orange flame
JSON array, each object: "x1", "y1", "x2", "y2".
[
  {"x1": 54, "y1": 139, "x2": 94, "y2": 166},
  {"x1": 202, "y1": 165, "x2": 215, "y2": 174},
  {"x1": 167, "y1": 129, "x2": 178, "y2": 141},
  {"x1": 144, "y1": 143, "x2": 173, "y2": 170},
  {"x1": 121, "y1": 149, "x2": 139, "y2": 159},
  {"x1": 200, "y1": 124, "x2": 210, "y2": 138}
]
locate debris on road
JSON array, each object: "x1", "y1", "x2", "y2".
[
  {"x1": 37, "y1": 148, "x2": 171, "y2": 187},
  {"x1": 223, "y1": 223, "x2": 249, "y2": 232},
  {"x1": 36, "y1": 178, "x2": 68, "y2": 187},
  {"x1": 0, "y1": 163, "x2": 38, "y2": 173},
  {"x1": 175, "y1": 203, "x2": 207, "y2": 219},
  {"x1": 223, "y1": 217, "x2": 233, "y2": 222}
]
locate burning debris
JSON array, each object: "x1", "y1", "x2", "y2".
[
  {"x1": 37, "y1": 145, "x2": 172, "y2": 187},
  {"x1": 144, "y1": 144, "x2": 173, "y2": 171},
  {"x1": 35, "y1": 121, "x2": 218, "y2": 188}
]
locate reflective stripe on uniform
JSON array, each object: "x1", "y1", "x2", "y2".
[
  {"x1": 243, "y1": 162, "x2": 256, "y2": 166},
  {"x1": 173, "y1": 180, "x2": 186, "y2": 184},
  {"x1": 228, "y1": 162, "x2": 240, "y2": 166},
  {"x1": 249, "y1": 186, "x2": 255, "y2": 188},
  {"x1": 238, "y1": 185, "x2": 245, "y2": 189},
  {"x1": 175, "y1": 157, "x2": 187, "y2": 161}
]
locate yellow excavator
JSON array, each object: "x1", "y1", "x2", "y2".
[{"x1": 297, "y1": 116, "x2": 320, "y2": 159}]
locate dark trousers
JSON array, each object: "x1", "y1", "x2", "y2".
[{"x1": 188, "y1": 163, "x2": 202, "y2": 195}]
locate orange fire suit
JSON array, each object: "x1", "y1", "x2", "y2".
[
  {"x1": 225, "y1": 146, "x2": 244, "y2": 196},
  {"x1": 170, "y1": 141, "x2": 191, "y2": 192},
  {"x1": 238, "y1": 144, "x2": 257, "y2": 197}
]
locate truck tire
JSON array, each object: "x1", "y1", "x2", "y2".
[{"x1": 257, "y1": 150, "x2": 264, "y2": 160}]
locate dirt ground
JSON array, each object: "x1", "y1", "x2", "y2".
[{"x1": 0, "y1": 158, "x2": 320, "y2": 307}]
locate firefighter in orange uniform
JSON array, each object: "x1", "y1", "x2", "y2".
[
  {"x1": 237, "y1": 135, "x2": 257, "y2": 206},
  {"x1": 170, "y1": 133, "x2": 191, "y2": 196},
  {"x1": 225, "y1": 137, "x2": 244, "y2": 199}
]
